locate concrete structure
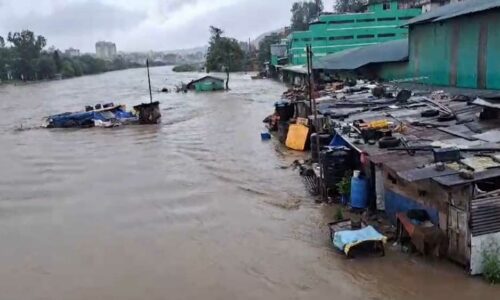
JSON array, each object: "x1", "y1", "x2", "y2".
[
  {"x1": 64, "y1": 48, "x2": 80, "y2": 57},
  {"x1": 95, "y1": 41, "x2": 117, "y2": 60},
  {"x1": 270, "y1": 39, "x2": 288, "y2": 66},
  {"x1": 286, "y1": 1, "x2": 421, "y2": 66}
]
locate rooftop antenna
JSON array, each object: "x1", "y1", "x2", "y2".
[{"x1": 146, "y1": 59, "x2": 153, "y2": 103}]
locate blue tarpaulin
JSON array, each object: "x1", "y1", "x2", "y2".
[
  {"x1": 333, "y1": 225, "x2": 387, "y2": 255},
  {"x1": 330, "y1": 134, "x2": 349, "y2": 147},
  {"x1": 47, "y1": 106, "x2": 137, "y2": 128}
]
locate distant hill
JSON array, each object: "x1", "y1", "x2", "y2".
[
  {"x1": 252, "y1": 27, "x2": 290, "y2": 49},
  {"x1": 164, "y1": 46, "x2": 208, "y2": 55}
]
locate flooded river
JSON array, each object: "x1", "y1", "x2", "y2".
[{"x1": 0, "y1": 66, "x2": 498, "y2": 300}]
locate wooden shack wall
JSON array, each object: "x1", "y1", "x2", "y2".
[{"x1": 382, "y1": 166, "x2": 473, "y2": 266}]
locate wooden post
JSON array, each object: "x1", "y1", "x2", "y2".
[
  {"x1": 147, "y1": 59, "x2": 153, "y2": 104},
  {"x1": 307, "y1": 45, "x2": 324, "y2": 201}
]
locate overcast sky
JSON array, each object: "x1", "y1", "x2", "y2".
[{"x1": 0, "y1": 0, "x2": 335, "y2": 53}]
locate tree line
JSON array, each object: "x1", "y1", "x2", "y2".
[{"x1": 0, "y1": 30, "x2": 141, "y2": 82}]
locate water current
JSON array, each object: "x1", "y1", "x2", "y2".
[{"x1": 0, "y1": 66, "x2": 498, "y2": 299}]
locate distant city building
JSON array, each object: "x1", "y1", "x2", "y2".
[
  {"x1": 64, "y1": 48, "x2": 80, "y2": 57},
  {"x1": 95, "y1": 41, "x2": 117, "y2": 60}
]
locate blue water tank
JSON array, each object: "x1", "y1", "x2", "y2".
[{"x1": 350, "y1": 176, "x2": 368, "y2": 209}]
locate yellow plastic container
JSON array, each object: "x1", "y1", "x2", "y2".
[
  {"x1": 286, "y1": 124, "x2": 310, "y2": 151},
  {"x1": 368, "y1": 119, "x2": 390, "y2": 130}
]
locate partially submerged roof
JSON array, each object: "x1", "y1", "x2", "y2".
[
  {"x1": 406, "y1": 0, "x2": 500, "y2": 25},
  {"x1": 314, "y1": 39, "x2": 408, "y2": 71},
  {"x1": 186, "y1": 76, "x2": 224, "y2": 89}
]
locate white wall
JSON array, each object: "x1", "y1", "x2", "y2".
[{"x1": 470, "y1": 232, "x2": 500, "y2": 275}]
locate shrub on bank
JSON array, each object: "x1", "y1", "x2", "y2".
[{"x1": 483, "y1": 242, "x2": 500, "y2": 284}]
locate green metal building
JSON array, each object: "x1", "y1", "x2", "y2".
[
  {"x1": 285, "y1": 1, "x2": 421, "y2": 66},
  {"x1": 403, "y1": 0, "x2": 500, "y2": 90}
]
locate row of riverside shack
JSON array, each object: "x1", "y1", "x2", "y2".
[{"x1": 265, "y1": 0, "x2": 500, "y2": 276}]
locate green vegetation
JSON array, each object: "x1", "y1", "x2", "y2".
[
  {"x1": 0, "y1": 30, "x2": 141, "y2": 82},
  {"x1": 173, "y1": 64, "x2": 199, "y2": 72},
  {"x1": 336, "y1": 176, "x2": 351, "y2": 196},
  {"x1": 290, "y1": 0, "x2": 323, "y2": 31},
  {"x1": 483, "y1": 243, "x2": 500, "y2": 284},
  {"x1": 335, "y1": 207, "x2": 344, "y2": 221},
  {"x1": 205, "y1": 26, "x2": 244, "y2": 72}
]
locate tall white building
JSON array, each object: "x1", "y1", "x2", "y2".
[{"x1": 95, "y1": 41, "x2": 117, "y2": 60}]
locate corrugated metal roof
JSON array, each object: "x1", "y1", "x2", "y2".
[
  {"x1": 314, "y1": 85, "x2": 500, "y2": 186},
  {"x1": 471, "y1": 195, "x2": 500, "y2": 236},
  {"x1": 406, "y1": 0, "x2": 500, "y2": 25},
  {"x1": 314, "y1": 39, "x2": 408, "y2": 71},
  {"x1": 282, "y1": 65, "x2": 308, "y2": 75}
]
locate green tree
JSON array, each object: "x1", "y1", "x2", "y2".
[
  {"x1": 7, "y1": 30, "x2": 47, "y2": 80},
  {"x1": 61, "y1": 60, "x2": 75, "y2": 78},
  {"x1": 206, "y1": 26, "x2": 245, "y2": 72},
  {"x1": 77, "y1": 54, "x2": 106, "y2": 74},
  {"x1": 53, "y1": 51, "x2": 62, "y2": 72},
  {"x1": 71, "y1": 59, "x2": 83, "y2": 76},
  {"x1": 291, "y1": 1, "x2": 324, "y2": 31},
  {"x1": 258, "y1": 33, "x2": 282, "y2": 66},
  {"x1": 36, "y1": 55, "x2": 57, "y2": 79},
  {"x1": 0, "y1": 37, "x2": 12, "y2": 80},
  {"x1": 334, "y1": 0, "x2": 366, "y2": 13}
]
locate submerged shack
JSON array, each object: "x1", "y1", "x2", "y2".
[{"x1": 186, "y1": 76, "x2": 225, "y2": 92}]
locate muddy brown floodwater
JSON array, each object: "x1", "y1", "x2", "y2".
[{"x1": 0, "y1": 66, "x2": 499, "y2": 300}]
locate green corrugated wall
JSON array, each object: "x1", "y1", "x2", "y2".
[{"x1": 407, "y1": 9, "x2": 500, "y2": 90}]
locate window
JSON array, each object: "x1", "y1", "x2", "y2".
[
  {"x1": 301, "y1": 38, "x2": 311, "y2": 42},
  {"x1": 329, "y1": 35, "x2": 354, "y2": 40},
  {"x1": 398, "y1": 16, "x2": 413, "y2": 20},
  {"x1": 328, "y1": 20, "x2": 354, "y2": 24},
  {"x1": 378, "y1": 33, "x2": 396, "y2": 38},
  {"x1": 314, "y1": 37, "x2": 327, "y2": 41},
  {"x1": 383, "y1": 2, "x2": 391, "y2": 10},
  {"x1": 357, "y1": 18, "x2": 375, "y2": 23},
  {"x1": 378, "y1": 17, "x2": 396, "y2": 21},
  {"x1": 358, "y1": 34, "x2": 375, "y2": 39}
]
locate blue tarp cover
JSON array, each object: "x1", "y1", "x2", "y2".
[
  {"x1": 333, "y1": 225, "x2": 387, "y2": 255},
  {"x1": 48, "y1": 107, "x2": 137, "y2": 128}
]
